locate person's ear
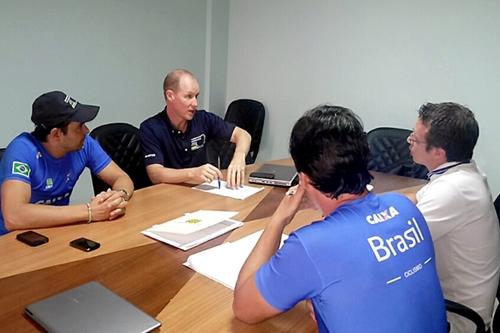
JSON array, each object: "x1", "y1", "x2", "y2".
[
  {"x1": 298, "y1": 172, "x2": 311, "y2": 188},
  {"x1": 431, "y1": 146, "x2": 448, "y2": 163},
  {"x1": 165, "y1": 89, "x2": 175, "y2": 103},
  {"x1": 48, "y1": 127, "x2": 62, "y2": 140}
]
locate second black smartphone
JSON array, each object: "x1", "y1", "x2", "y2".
[{"x1": 69, "y1": 237, "x2": 100, "y2": 252}]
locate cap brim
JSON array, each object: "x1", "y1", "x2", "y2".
[{"x1": 70, "y1": 103, "x2": 99, "y2": 123}]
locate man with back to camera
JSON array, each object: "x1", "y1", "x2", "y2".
[
  {"x1": 406, "y1": 102, "x2": 500, "y2": 333},
  {"x1": 139, "y1": 69, "x2": 251, "y2": 188},
  {"x1": 233, "y1": 105, "x2": 447, "y2": 332},
  {"x1": 0, "y1": 91, "x2": 134, "y2": 235}
]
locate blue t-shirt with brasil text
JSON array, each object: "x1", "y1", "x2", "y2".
[
  {"x1": 0, "y1": 133, "x2": 111, "y2": 235},
  {"x1": 256, "y1": 192, "x2": 447, "y2": 333}
]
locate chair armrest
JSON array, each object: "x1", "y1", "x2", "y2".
[{"x1": 445, "y1": 299, "x2": 486, "y2": 333}]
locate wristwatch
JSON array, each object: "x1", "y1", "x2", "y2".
[{"x1": 119, "y1": 189, "x2": 130, "y2": 201}]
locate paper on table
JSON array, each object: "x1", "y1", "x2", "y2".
[
  {"x1": 184, "y1": 230, "x2": 289, "y2": 290},
  {"x1": 151, "y1": 210, "x2": 238, "y2": 234},
  {"x1": 143, "y1": 219, "x2": 243, "y2": 251},
  {"x1": 193, "y1": 180, "x2": 264, "y2": 200},
  {"x1": 142, "y1": 210, "x2": 243, "y2": 251}
]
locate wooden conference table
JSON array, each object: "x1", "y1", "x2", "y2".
[{"x1": 0, "y1": 159, "x2": 426, "y2": 332}]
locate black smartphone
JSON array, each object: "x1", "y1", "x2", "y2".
[
  {"x1": 69, "y1": 237, "x2": 100, "y2": 252},
  {"x1": 16, "y1": 231, "x2": 49, "y2": 247},
  {"x1": 249, "y1": 172, "x2": 275, "y2": 179}
]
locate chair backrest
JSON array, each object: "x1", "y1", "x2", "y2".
[
  {"x1": 0, "y1": 148, "x2": 5, "y2": 162},
  {"x1": 208, "y1": 99, "x2": 265, "y2": 169},
  {"x1": 366, "y1": 127, "x2": 428, "y2": 179},
  {"x1": 492, "y1": 193, "x2": 500, "y2": 333},
  {"x1": 90, "y1": 123, "x2": 151, "y2": 195},
  {"x1": 225, "y1": 99, "x2": 265, "y2": 162},
  {"x1": 494, "y1": 194, "x2": 500, "y2": 223},
  {"x1": 445, "y1": 300, "x2": 486, "y2": 333}
]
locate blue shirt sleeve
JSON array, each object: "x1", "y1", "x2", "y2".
[
  {"x1": 0, "y1": 135, "x2": 38, "y2": 186},
  {"x1": 83, "y1": 135, "x2": 111, "y2": 175},
  {"x1": 255, "y1": 233, "x2": 323, "y2": 311}
]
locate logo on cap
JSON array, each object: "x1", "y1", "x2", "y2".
[{"x1": 64, "y1": 95, "x2": 78, "y2": 109}]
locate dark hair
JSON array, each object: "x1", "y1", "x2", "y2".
[
  {"x1": 290, "y1": 104, "x2": 373, "y2": 199},
  {"x1": 31, "y1": 119, "x2": 71, "y2": 142},
  {"x1": 418, "y1": 102, "x2": 479, "y2": 161}
]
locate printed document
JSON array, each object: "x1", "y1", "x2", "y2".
[
  {"x1": 184, "y1": 230, "x2": 288, "y2": 289},
  {"x1": 142, "y1": 210, "x2": 243, "y2": 251},
  {"x1": 193, "y1": 180, "x2": 264, "y2": 200}
]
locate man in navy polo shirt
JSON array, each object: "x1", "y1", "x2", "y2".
[{"x1": 139, "y1": 69, "x2": 251, "y2": 188}]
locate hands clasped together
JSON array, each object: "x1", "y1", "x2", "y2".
[{"x1": 88, "y1": 189, "x2": 128, "y2": 222}]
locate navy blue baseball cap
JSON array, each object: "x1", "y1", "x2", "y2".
[{"x1": 31, "y1": 91, "x2": 99, "y2": 128}]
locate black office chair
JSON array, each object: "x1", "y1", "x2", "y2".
[
  {"x1": 492, "y1": 194, "x2": 500, "y2": 333},
  {"x1": 366, "y1": 127, "x2": 428, "y2": 179},
  {"x1": 207, "y1": 99, "x2": 265, "y2": 169},
  {"x1": 494, "y1": 193, "x2": 500, "y2": 224},
  {"x1": 445, "y1": 300, "x2": 486, "y2": 333},
  {"x1": 89, "y1": 123, "x2": 151, "y2": 195}
]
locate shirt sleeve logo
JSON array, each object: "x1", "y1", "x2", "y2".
[{"x1": 12, "y1": 161, "x2": 31, "y2": 178}]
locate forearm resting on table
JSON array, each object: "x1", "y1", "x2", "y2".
[
  {"x1": 146, "y1": 164, "x2": 199, "y2": 184},
  {"x1": 109, "y1": 175, "x2": 134, "y2": 200},
  {"x1": 3, "y1": 202, "x2": 89, "y2": 231},
  {"x1": 95, "y1": 162, "x2": 134, "y2": 199}
]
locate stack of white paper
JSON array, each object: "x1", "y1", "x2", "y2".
[
  {"x1": 193, "y1": 180, "x2": 264, "y2": 200},
  {"x1": 142, "y1": 210, "x2": 243, "y2": 251},
  {"x1": 184, "y1": 230, "x2": 289, "y2": 290}
]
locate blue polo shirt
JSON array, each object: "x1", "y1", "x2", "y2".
[
  {"x1": 139, "y1": 109, "x2": 235, "y2": 168},
  {"x1": 0, "y1": 133, "x2": 111, "y2": 235},
  {"x1": 256, "y1": 192, "x2": 447, "y2": 332}
]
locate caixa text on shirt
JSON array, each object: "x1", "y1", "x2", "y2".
[
  {"x1": 366, "y1": 207, "x2": 425, "y2": 262},
  {"x1": 35, "y1": 192, "x2": 70, "y2": 204}
]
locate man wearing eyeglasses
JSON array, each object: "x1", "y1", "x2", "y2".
[{"x1": 407, "y1": 102, "x2": 499, "y2": 333}]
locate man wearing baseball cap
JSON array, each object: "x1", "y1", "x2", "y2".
[{"x1": 0, "y1": 91, "x2": 134, "y2": 235}]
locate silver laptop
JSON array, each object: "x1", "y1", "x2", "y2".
[
  {"x1": 248, "y1": 164, "x2": 298, "y2": 187},
  {"x1": 25, "y1": 281, "x2": 161, "y2": 333}
]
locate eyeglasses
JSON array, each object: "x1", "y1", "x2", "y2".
[{"x1": 407, "y1": 132, "x2": 426, "y2": 145}]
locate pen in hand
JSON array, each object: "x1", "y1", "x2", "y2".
[{"x1": 217, "y1": 156, "x2": 221, "y2": 189}]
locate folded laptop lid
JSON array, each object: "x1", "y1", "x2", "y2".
[
  {"x1": 249, "y1": 164, "x2": 298, "y2": 187},
  {"x1": 26, "y1": 281, "x2": 161, "y2": 333}
]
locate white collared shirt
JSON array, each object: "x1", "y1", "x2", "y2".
[{"x1": 417, "y1": 160, "x2": 500, "y2": 333}]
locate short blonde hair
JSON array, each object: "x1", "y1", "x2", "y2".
[{"x1": 163, "y1": 69, "x2": 195, "y2": 92}]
